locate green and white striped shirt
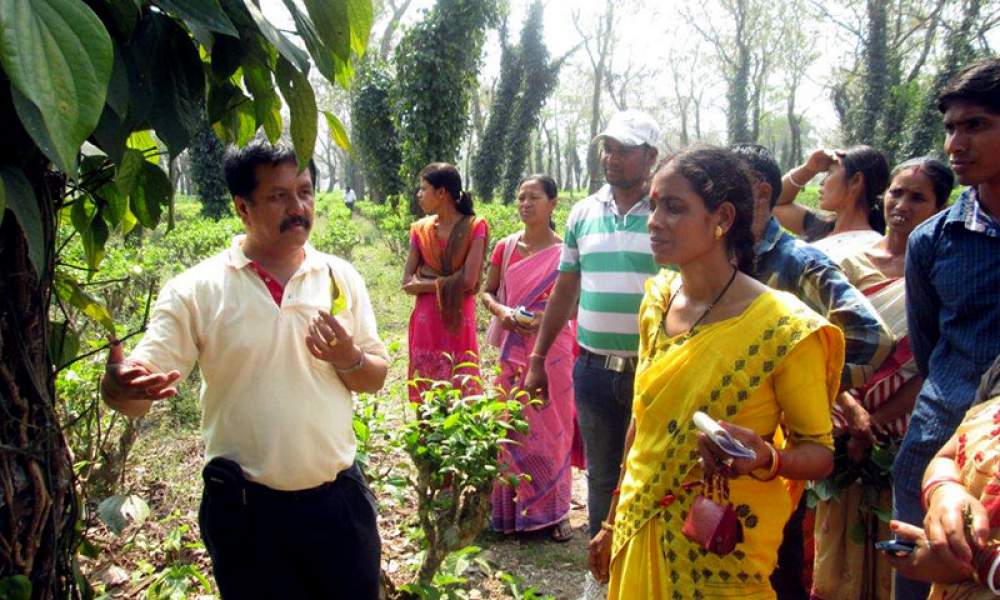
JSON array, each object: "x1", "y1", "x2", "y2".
[{"x1": 560, "y1": 185, "x2": 658, "y2": 356}]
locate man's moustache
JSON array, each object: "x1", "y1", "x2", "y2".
[{"x1": 279, "y1": 216, "x2": 311, "y2": 232}]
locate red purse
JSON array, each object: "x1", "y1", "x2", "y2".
[{"x1": 681, "y1": 476, "x2": 744, "y2": 556}]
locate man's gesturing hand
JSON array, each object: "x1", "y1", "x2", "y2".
[
  {"x1": 306, "y1": 311, "x2": 362, "y2": 370},
  {"x1": 101, "y1": 340, "x2": 181, "y2": 403}
]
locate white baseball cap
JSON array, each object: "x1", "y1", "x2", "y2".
[{"x1": 593, "y1": 110, "x2": 661, "y2": 148}]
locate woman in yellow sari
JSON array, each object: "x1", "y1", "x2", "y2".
[{"x1": 591, "y1": 147, "x2": 845, "y2": 599}]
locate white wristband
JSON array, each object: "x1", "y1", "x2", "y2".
[{"x1": 787, "y1": 171, "x2": 809, "y2": 189}]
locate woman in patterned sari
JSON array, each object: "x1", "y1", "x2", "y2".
[
  {"x1": 811, "y1": 157, "x2": 954, "y2": 600},
  {"x1": 403, "y1": 163, "x2": 488, "y2": 402},
  {"x1": 886, "y1": 353, "x2": 1000, "y2": 598},
  {"x1": 481, "y1": 175, "x2": 581, "y2": 542},
  {"x1": 590, "y1": 147, "x2": 844, "y2": 599}
]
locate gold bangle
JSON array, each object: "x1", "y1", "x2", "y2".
[
  {"x1": 601, "y1": 520, "x2": 615, "y2": 533},
  {"x1": 749, "y1": 443, "x2": 781, "y2": 482}
]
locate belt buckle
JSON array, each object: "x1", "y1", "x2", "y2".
[{"x1": 604, "y1": 354, "x2": 627, "y2": 373}]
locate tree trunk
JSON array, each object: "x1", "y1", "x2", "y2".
[
  {"x1": 857, "y1": 0, "x2": 889, "y2": 145},
  {"x1": 586, "y1": 68, "x2": 603, "y2": 194},
  {"x1": 787, "y1": 90, "x2": 802, "y2": 170},
  {"x1": 0, "y1": 148, "x2": 79, "y2": 598}
]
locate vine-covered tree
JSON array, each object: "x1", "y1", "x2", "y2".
[
  {"x1": 684, "y1": 0, "x2": 773, "y2": 145},
  {"x1": 0, "y1": 1, "x2": 370, "y2": 596},
  {"x1": 392, "y1": 0, "x2": 501, "y2": 212},
  {"x1": 825, "y1": 0, "x2": 995, "y2": 163},
  {"x1": 470, "y1": 29, "x2": 522, "y2": 202},
  {"x1": 499, "y1": 1, "x2": 562, "y2": 204},
  {"x1": 352, "y1": 61, "x2": 405, "y2": 204},
  {"x1": 189, "y1": 115, "x2": 230, "y2": 219},
  {"x1": 905, "y1": 0, "x2": 985, "y2": 158}
]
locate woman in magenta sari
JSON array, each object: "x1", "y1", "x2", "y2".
[
  {"x1": 481, "y1": 175, "x2": 581, "y2": 542},
  {"x1": 403, "y1": 163, "x2": 488, "y2": 403}
]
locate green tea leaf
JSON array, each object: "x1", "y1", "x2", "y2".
[
  {"x1": 114, "y1": 148, "x2": 145, "y2": 196},
  {"x1": 53, "y1": 272, "x2": 115, "y2": 335}
]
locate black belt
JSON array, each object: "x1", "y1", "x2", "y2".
[{"x1": 579, "y1": 347, "x2": 637, "y2": 373}]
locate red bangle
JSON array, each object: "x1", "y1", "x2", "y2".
[
  {"x1": 921, "y1": 475, "x2": 964, "y2": 511},
  {"x1": 611, "y1": 487, "x2": 621, "y2": 496}
]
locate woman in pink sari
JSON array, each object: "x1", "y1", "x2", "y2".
[
  {"x1": 403, "y1": 163, "x2": 488, "y2": 403},
  {"x1": 481, "y1": 175, "x2": 581, "y2": 542}
]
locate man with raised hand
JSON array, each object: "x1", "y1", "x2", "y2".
[
  {"x1": 101, "y1": 141, "x2": 389, "y2": 599},
  {"x1": 524, "y1": 110, "x2": 660, "y2": 598}
]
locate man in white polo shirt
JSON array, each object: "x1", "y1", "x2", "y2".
[
  {"x1": 525, "y1": 110, "x2": 660, "y2": 596},
  {"x1": 101, "y1": 141, "x2": 389, "y2": 599}
]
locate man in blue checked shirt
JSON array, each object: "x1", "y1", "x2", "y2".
[
  {"x1": 732, "y1": 144, "x2": 892, "y2": 598},
  {"x1": 893, "y1": 58, "x2": 1000, "y2": 599}
]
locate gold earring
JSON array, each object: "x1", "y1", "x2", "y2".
[{"x1": 714, "y1": 225, "x2": 724, "y2": 239}]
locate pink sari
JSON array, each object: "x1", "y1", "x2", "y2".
[
  {"x1": 407, "y1": 217, "x2": 488, "y2": 403},
  {"x1": 490, "y1": 240, "x2": 582, "y2": 533}
]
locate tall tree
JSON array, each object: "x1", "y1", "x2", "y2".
[
  {"x1": 905, "y1": 0, "x2": 985, "y2": 158},
  {"x1": 826, "y1": 0, "x2": 968, "y2": 162},
  {"x1": 351, "y1": 61, "x2": 404, "y2": 204},
  {"x1": 776, "y1": 0, "x2": 819, "y2": 169},
  {"x1": 0, "y1": 1, "x2": 370, "y2": 596},
  {"x1": 470, "y1": 23, "x2": 522, "y2": 202},
  {"x1": 684, "y1": 0, "x2": 774, "y2": 145},
  {"x1": 189, "y1": 115, "x2": 231, "y2": 219},
  {"x1": 393, "y1": 0, "x2": 501, "y2": 212},
  {"x1": 499, "y1": 1, "x2": 563, "y2": 204}
]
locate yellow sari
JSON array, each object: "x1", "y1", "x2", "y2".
[{"x1": 609, "y1": 271, "x2": 844, "y2": 600}]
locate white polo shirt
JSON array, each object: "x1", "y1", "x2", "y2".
[{"x1": 131, "y1": 235, "x2": 389, "y2": 491}]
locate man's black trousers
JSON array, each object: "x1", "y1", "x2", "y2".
[{"x1": 198, "y1": 463, "x2": 381, "y2": 599}]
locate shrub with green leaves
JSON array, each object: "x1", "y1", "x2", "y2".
[{"x1": 399, "y1": 371, "x2": 529, "y2": 586}]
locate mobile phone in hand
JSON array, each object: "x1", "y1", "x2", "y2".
[
  {"x1": 692, "y1": 411, "x2": 757, "y2": 461},
  {"x1": 874, "y1": 539, "x2": 916, "y2": 555}
]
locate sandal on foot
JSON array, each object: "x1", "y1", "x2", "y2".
[{"x1": 551, "y1": 519, "x2": 574, "y2": 542}]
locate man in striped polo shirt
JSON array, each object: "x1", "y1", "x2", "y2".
[{"x1": 525, "y1": 111, "x2": 660, "y2": 579}]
